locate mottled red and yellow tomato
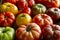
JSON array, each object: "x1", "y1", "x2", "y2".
[
  {"x1": 16, "y1": 23, "x2": 41, "y2": 40},
  {"x1": 33, "y1": 14, "x2": 53, "y2": 29}
]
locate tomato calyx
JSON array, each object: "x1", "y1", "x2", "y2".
[
  {"x1": 2, "y1": 28, "x2": 6, "y2": 33},
  {"x1": 4, "y1": 16, "x2": 8, "y2": 19},
  {"x1": 2, "y1": 30, "x2": 6, "y2": 33},
  {"x1": 54, "y1": 8, "x2": 58, "y2": 11},
  {"x1": 26, "y1": 25, "x2": 31, "y2": 32},
  {"x1": 21, "y1": 14, "x2": 25, "y2": 17},
  {"x1": 26, "y1": 0, "x2": 28, "y2": 2}
]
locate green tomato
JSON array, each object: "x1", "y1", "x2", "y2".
[
  {"x1": 32, "y1": 4, "x2": 46, "y2": 16},
  {"x1": 0, "y1": 27, "x2": 15, "y2": 40}
]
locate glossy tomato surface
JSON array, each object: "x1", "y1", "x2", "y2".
[
  {"x1": 33, "y1": 14, "x2": 53, "y2": 29},
  {"x1": 0, "y1": 12, "x2": 15, "y2": 26},
  {"x1": 16, "y1": 23, "x2": 41, "y2": 40}
]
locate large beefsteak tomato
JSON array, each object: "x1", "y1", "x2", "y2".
[
  {"x1": 42, "y1": 24, "x2": 60, "y2": 40},
  {"x1": 33, "y1": 14, "x2": 53, "y2": 29},
  {"x1": 16, "y1": 23, "x2": 41, "y2": 40},
  {"x1": 0, "y1": 12, "x2": 15, "y2": 26}
]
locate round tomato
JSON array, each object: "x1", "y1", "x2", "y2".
[
  {"x1": 16, "y1": 13, "x2": 32, "y2": 26},
  {"x1": 0, "y1": 12, "x2": 15, "y2": 27},
  {"x1": 0, "y1": 27, "x2": 15, "y2": 40},
  {"x1": 46, "y1": 8, "x2": 60, "y2": 23},
  {"x1": 16, "y1": 23, "x2": 41, "y2": 40},
  {"x1": 33, "y1": 14, "x2": 53, "y2": 29},
  {"x1": 32, "y1": 4, "x2": 46, "y2": 16}
]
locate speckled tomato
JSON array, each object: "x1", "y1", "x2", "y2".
[
  {"x1": 33, "y1": 14, "x2": 53, "y2": 29},
  {"x1": 0, "y1": 12, "x2": 15, "y2": 27},
  {"x1": 16, "y1": 23, "x2": 41, "y2": 40}
]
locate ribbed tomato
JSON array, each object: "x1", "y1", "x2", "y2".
[
  {"x1": 42, "y1": 24, "x2": 60, "y2": 40},
  {"x1": 0, "y1": 12, "x2": 15, "y2": 26},
  {"x1": 16, "y1": 23, "x2": 41, "y2": 40},
  {"x1": 33, "y1": 14, "x2": 53, "y2": 29}
]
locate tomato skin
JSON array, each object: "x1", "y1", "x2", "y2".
[
  {"x1": 42, "y1": 24, "x2": 60, "y2": 40},
  {"x1": 0, "y1": 27, "x2": 15, "y2": 40},
  {"x1": 33, "y1": 14, "x2": 53, "y2": 29},
  {"x1": 0, "y1": 2, "x2": 18, "y2": 15},
  {"x1": 3, "y1": 0, "x2": 18, "y2": 4},
  {"x1": 16, "y1": 13, "x2": 32, "y2": 26},
  {"x1": 16, "y1": 23, "x2": 41, "y2": 40},
  {"x1": 28, "y1": 0, "x2": 35, "y2": 7},
  {"x1": 0, "y1": 12, "x2": 15, "y2": 27},
  {"x1": 17, "y1": 0, "x2": 35, "y2": 9},
  {"x1": 17, "y1": 0, "x2": 28, "y2": 9},
  {"x1": 34, "y1": 0, "x2": 60, "y2": 8},
  {"x1": 18, "y1": 7, "x2": 31, "y2": 15},
  {"x1": 46, "y1": 8, "x2": 60, "y2": 23},
  {"x1": 32, "y1": 4, "x2": 46, "y2": 16}
]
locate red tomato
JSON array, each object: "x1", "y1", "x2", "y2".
[
  {"x1": 17, "y1": 0, "x2": 35, "y2": 9},
  {"x1": 16, "y1": 23, "x2": 41, "y2": 40},
  {"x1": 33, "y1": 14, "x2": 53, "y2": 29},
  {"x1": 0, "y1": 12, "x2": 15, "y2": 27},
  {"x1": 17, "y1": 0, "x2": 28, "y2": 9},
  {"x1": 18, "y1": 7, "x2": 31, "y2": 15},
  {"x1": 46, "y1": 8, "x2": 60, "y2": 23},
  {"x1": 35, "y1": 0, "x2": 60, "y2": 8},
  {"x1": 42, "y1": 24, "x2": 60, "y2": 40},
  {"x1": 3, "y1": 0, "x2": 18, "y2": 4},
  {"x1": 28, "y1": 0, "x2": 35, "y2": 7}
]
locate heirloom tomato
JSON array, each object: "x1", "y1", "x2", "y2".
[
  {"x1": 0, "y1": 12, "x2": 15, "y2": 26},
  {"x1": 16, "y1": 23, "x2": 41, "y2": 40}
]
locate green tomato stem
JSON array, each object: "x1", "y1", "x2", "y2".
[{"x1": 26, "y1": 26, "x2": 31, "y2": 32}]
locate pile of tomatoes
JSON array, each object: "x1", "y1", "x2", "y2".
[{"x1": 0, "y1": 0, "x2": 60, "y2": 40}]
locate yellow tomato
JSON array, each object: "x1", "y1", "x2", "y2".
[
  {"x1": 0, "y1": 2, "x2": 18, "y2": 15},
  {"x1": 16, "y1": 13, "x2": 32, "y2": 26}
]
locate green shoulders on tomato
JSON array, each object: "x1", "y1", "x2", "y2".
[{"x1": 0, "y1": 27, "x2": 15, "y2": 40}]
